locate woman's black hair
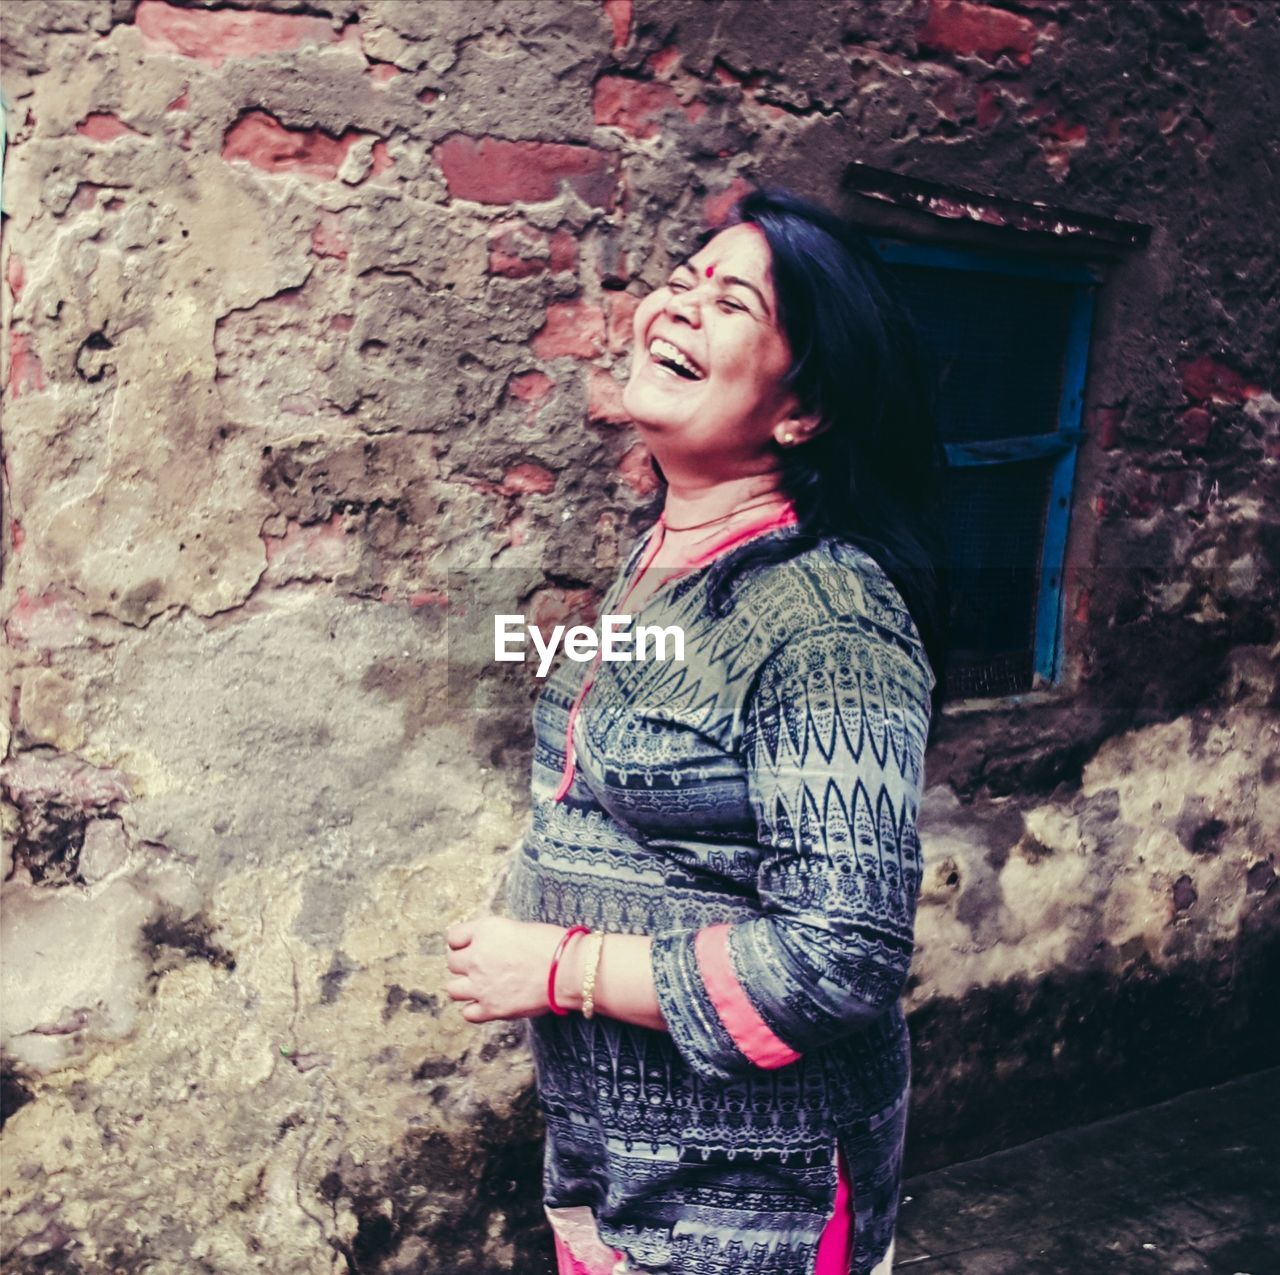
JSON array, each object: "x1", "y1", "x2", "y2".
[{"x1": 690, "y1": 186, "x2": 952, "y2": 728}]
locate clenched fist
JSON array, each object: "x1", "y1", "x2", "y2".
[{"x1": 444, "y1": 916, "x2": 582, "y2": 1023}]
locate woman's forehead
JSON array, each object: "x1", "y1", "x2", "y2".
[{"x1": 690, "y1": 224, "x2": 771, "y2": 282}]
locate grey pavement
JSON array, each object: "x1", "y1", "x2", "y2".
[{"x1": 895, "y1": 1067, "x2": 1280, "y2": 1274}]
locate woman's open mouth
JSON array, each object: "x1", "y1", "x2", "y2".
[{"x1": 647, "y1": 337, "x2": 704, "y2": 381}]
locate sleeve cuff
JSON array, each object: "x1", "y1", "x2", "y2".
[
  {"x1": 694, "y1": 924, "x2": 802, "y2": 1069},
  {"x1": 650, "y1": 925, "x2": 801, "y2": 1081}
]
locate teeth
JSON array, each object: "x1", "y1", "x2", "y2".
[{"x1": 649, "y1": 338, "x2": 701, "y2": 378}]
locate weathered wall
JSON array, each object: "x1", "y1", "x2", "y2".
[{"x1": 1, "y1": 0, "x2": 1276, "y2": 1270}]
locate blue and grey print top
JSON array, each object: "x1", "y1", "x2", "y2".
[{"x1": 505, "y1": 522, "x2": 936, "y2": 1275}]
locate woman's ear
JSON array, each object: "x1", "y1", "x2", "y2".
[{"x1": 772, "y1": 411, "x2": 827, "y2": 449}]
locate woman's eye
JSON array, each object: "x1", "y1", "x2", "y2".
[
  {"x1": 719, "y1": 299, "x2": 745, "y2": 313},
  {"x1": 668, "y1": 279, "x2": 689, "y2": 291}
]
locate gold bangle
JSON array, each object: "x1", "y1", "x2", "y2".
[{"x1": 580, "y1": 932, "x2": 606, "y2": 1019}]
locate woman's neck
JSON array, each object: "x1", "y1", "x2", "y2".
[{"x1": 660, "y1": 472, "x2": 789, "y2": 535}]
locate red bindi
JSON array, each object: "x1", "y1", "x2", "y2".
[{"x1": 705, "y1": 264, "x2": 715, "y2": 278}]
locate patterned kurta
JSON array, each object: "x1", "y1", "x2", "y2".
[{"x1": 505, "y1": 516, "x2": 935, "y2": 1275}]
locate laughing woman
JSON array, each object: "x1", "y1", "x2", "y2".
[{"x1": 445, "y1": 187, "x2": 948, "y2": 1275}]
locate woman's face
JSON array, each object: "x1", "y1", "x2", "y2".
[{"x1": 623, "y1": 223, "x2": 807, "y2": 473}]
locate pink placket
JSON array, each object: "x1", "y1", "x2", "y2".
[{"x1": 551, "y1": 502, "x2": 798, "y2": 802}]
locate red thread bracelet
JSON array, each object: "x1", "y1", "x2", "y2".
[{"x1": 547, "y1": 925, "x2": 591, "y2": 1015}]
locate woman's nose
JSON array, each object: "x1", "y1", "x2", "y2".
[{"x1": 665, "y1": 286, "x2": 701, "y2": 326}]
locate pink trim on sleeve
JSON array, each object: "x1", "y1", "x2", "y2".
[{"x1": 694, "y1": 923, "x2": 801, "y2": 1069}]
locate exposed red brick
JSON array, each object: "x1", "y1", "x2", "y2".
[
  {"x1": 711, "y1": 59, "x2": 748, "y2": 87},
  {"x1": 508, "y1": 370, "x2": 556, "y2": 405},
  {"x1": 602, "y1": 0, "x2": 632, "y2": 51},
  {"x1": 262, "y1": 514, "x2": 348, "y2": 575},
  {"x1": 452, "y1": 475, "x2": 507, "y2": 499},
  {"x1": 369, "y1": 140, "x2": 394, "y2": 178},
  {"x1": 529, "y1": 586, "x2": 598, "y2": 630},
  {"x1": 703, "y1": 176, "x2": 754, "y2": 228},
  {"x1": 135, "y1": 0, "x2": 339, "y2": 68},
  {"x1": 418, "y1": 88, "x2": 441, "y2": 106},
  {"x1": 1088, "y1": 406, "x2": 1123, "y2": 450},
  {"x1": 487, "y1": 221, "x2": 549, "y2": 279},
  {"x1": 646, "y1": 44, "x2": 682, "y2": 77},
  {"x1": 500, "y1": 463, "x2": 557, "y2": 496},
  {"x1": 223, "y1": 111, "x2": 366, "y2": 180},
  {"x1": 311, "y1": 211, "x2": 350, "y2": 260},
  {"x1": 1043, "y1": 118, "x2": 1087, "y2": 145},
  {"x1": 71, "y1": 182, "x2": 116, "y2": 212},
  {"x1": 5, "y1": 255, "x2": 24, "y2": 304},
  {"x1": 409, "y1": 590, "x2": 449, "y2": 608},
  {"x1": 8, "y1": 333, "x2": 45, "y2": 398},
  {"x1": 532, "y1": 301, "x2": 605, "y2": 359},
  {"x1": 11, "y1": 521, "x2": 25, "y2": 554},
  {"x1": 976, "y1": 85, "x2": 1004, "y2": 128},
  {"x1": 433, "y1": 134, "x2": 620, "y2": 209},
  {"x1": 329, "y1": 314, "x2": 354, "y2": 332},
  {"x1": 369, "y1": 62, "x2": 402, "y2": 85},
  {"x1": 2, "y1": 749, "x2": 132, "y2": 805},
  {"x1": 605, "y1": 291, "x2": 640, "y2": 355},
  {"x1": 166, "y1": 88, "x2": 189, "y2": 111},
  {"x1": 917, "y1": 0, "x2": 1039, "y2": 67},
  {"x1": 1120, "y1": 472, "x2": 1157, "y2": 519},
  {"x1": 77, "y1": 113, "x2": 143, "y2": 142},
  {"x1": 549, "y1": 229, "x2": 578, "y2": 273},
  {"x1": 618, "y1": 442, "x2": 658, "y2": 495},
  {"x1": 594, "y1": 75, "x2": 698, "y2": 140},
  {"x1": 1181, "y1": 407, "x2": 1214, "y2": 449},
  {"x1": 588, "y1": 367, "x2": 631, "y2": 426},
  {"x1": 1179, "y1": 355, "x2": 1262, "y2": 404},
  {"x1": 504, "y1": 510, "x2": 532, "y2": 549},
  {"x1": 1074, "y1": 586, "x2": 1089, "y2": 624},
  {"x1": 4, "y1": 588, "x2": 86, "y2": 649}
]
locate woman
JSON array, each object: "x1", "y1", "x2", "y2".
[{"x1": 445, "y1": 187, "x2": 948, "y2": 1275}]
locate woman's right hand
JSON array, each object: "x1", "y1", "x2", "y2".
[{"x1": 444, "y1": 916, "x2": 576, "y2": 1022}]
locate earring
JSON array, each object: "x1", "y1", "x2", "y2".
[{"x1": 781, "y1": 432, "x2": 795, "y2": 445}]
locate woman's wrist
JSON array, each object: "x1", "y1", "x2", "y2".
[
  {"x1": 579, "y1": 932, "x2": 606, "y2": 1018},
  {"x1": 548, "y1": 927, "x2": 607, "y2": 1015},
  {"x1": 550, "y1": 926, "x2": 588, "y2": 1012},
  {"x1": 543, "y1": 928, "x2": 665, "y2": 1033}
]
